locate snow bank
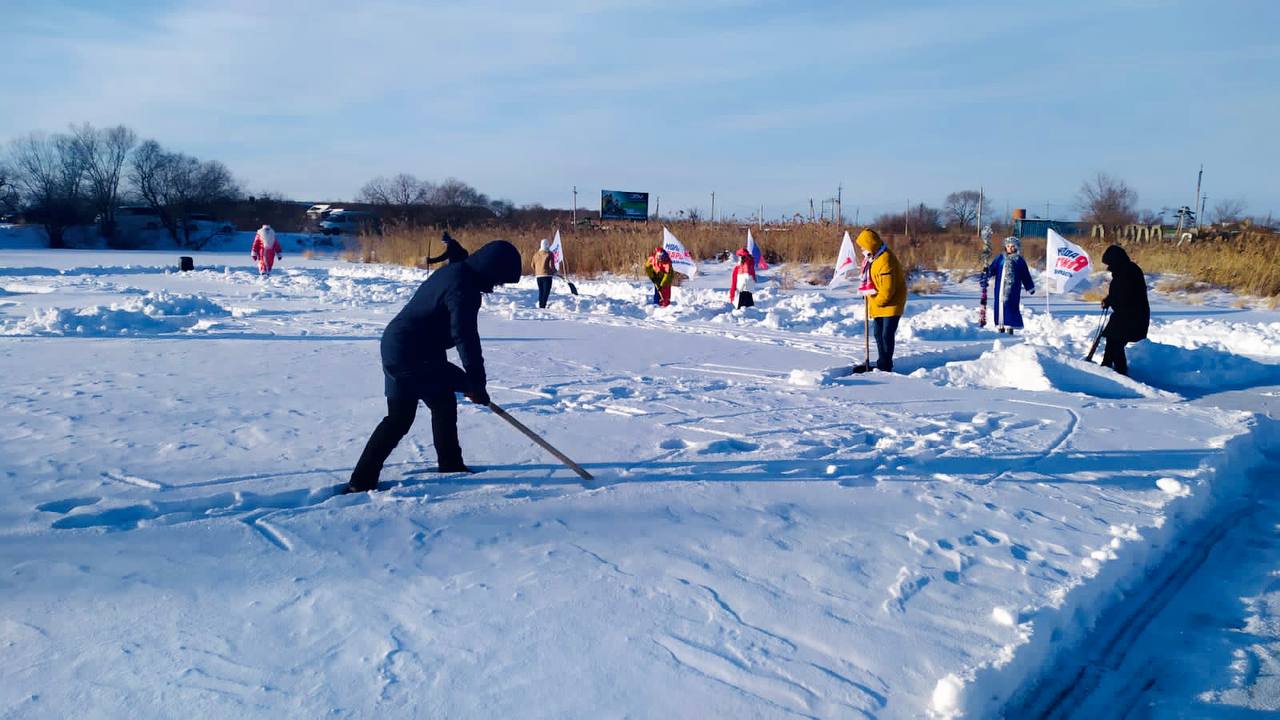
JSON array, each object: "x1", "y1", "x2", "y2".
[
  {"x1": 918, "y1": 341, "x2": 1174, "y2": 399},
  {"x1": 1152, "y1": 317, "x2": 1280, "y2": 360},
  {"x1": 2, "y1": 290, "x2": 230, "y2": 336},
  {"x1": 938, "y1": 414, "x2": 1276, "y2": 719},
  {"x1": 902, "y1": 304, "x2": 990, "y2": 342},
  {"x1": 1129, "y1": 340, "x2": 1280, "y2": 393}
]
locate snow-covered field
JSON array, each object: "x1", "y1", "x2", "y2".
[{"x1": 2, "y1": 244, "x2": 1278, "y2": 718}]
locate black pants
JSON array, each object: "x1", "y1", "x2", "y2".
[
  {"x1": 1101, "y1": 338, "x2": 1129, "y2": 375},
  {"x1": 536, "y1": 276, "x2": 553, "y2": 308},
  {"x1": 873, "y1": 315, "x2": 900, "y2": 371},
  {"x1": 350, "y1": 389, "x2": 461, "y2": 491},
  {"x1": 736, "y1": 291, "x2": 754, "y2": 309}
]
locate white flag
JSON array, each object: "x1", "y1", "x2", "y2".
[
  {"x1": 661, "y1": 227, "x2": 698, "y2": 276},
  {"x1": 549, "y1": 229, "x2": 564, "y2": 271},
  {"x1": 828, "y1": 231, "x2": 858, "y2": 288},
  {"x1": 1045, "y1": 228, "x2": 1092, "y2": 294}
]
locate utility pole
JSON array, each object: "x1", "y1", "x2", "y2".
[
  {"x1": 905, "y1": 198, "x2": 910, "y2": 237},
  {"x1": 854, "y1": 207, "x2": 860, "y2": 226},
  {"x1": 1045, "y1": 201, "x2": 1050, "y2": 220},
  {"x1": 759, "y1": 204, "x2": 764, "y2": 230},
  {"x1": 1200, "y1": 194, "x2": 1208, "y2": 228},
  {"x1": 977, "y1": 188, "x2": 984, "y2": 236},
  {"x1": 1193, "y1": 164, "x2": 1203, "y2": 231},
  {"x1": 711, "y1": 192, "x2": 715, "y2": 224},
  {"x1": 572, "y1": 186, "x2": 578, "y2": 226},
  {"x1": 655, "y1": 195, "x2": 660, "y2": 221},
  {"x1": 837, "y1": 185, "x2": 843, "y2": 225},
  {"x1": 809, "y1": 198, "x2": 815, "y2": 223}
]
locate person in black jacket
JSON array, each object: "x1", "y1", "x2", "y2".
[
  {"x1": 424, "y1": 231, "x2": 469, "y2": 266},
  {"x1": 345, "y1": 240, "x2": 522, "y2": 493},
  {"x1": 1099, "y1": 245, "x2": 1150, "y2": 376}
]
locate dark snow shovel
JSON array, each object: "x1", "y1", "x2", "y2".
[
  {"x1": 561, "y1": 275, "x2": 579, "y2": 296},
  {"x1": 1085, "y1": 308, "x2": 1111, "y2": 362},
  {"x1": 487, "y1": 402, "x2": 593, "y2": 484},
  {"x1": 852, "y1": 296, "x2": 873, "y2": 373}
]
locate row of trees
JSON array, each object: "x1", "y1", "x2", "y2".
[
  {"x1": 866, "y1": 176, "x2": 1254, "y2": 237},
  {"x1": 1, "y1": 123, "x2": 240, "y2": 248},
  {"x1": 357, "y1": 173, "x2": 516, "y2": 222}
]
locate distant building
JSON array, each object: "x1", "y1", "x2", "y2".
[{"x1": 1014, "y1": 218, "x2": 1087, "y2": 238}]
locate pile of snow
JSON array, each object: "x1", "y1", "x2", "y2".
[
  {"x1": 1128, "y1": 340, "x2": 1280, "y2": 393},
  {"x1": 901, "y1": 304, "x2": 989, "y2": 341},
  {"x1": 1152, "y1": 317, "x2": 1280, "y2": 360},
  {"x1": 2, "y1": 290, "x2": 230, "y2": 336},
  {"x1": 917, "y1": 341, "x2": 1174, "y2": 399}
]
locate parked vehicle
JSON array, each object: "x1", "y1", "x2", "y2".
[
  {"x1": 320, "y1": 210, "x2": 382, "y2": 236},
  {"x1": 306, "y1": 204, "x2": 335, "y2": 221}
]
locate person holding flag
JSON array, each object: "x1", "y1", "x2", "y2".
[
  {"x1": 531, "y1": 238, "x2": 557, "y2": 308},
  {"x1": 855, "y1": 228, "x2": 907, "y2": 372},
  {"x1": 746, "y1": 229, "x2": 769, "y2": 271},
  {"x1": 645, "y1": 247, "x2": 674, "y2": 307},
  {"x1": 986, "y1": 237, "x2": 1035, "y2": 334},
  {"x1": 729, "y1": 248, "x2": 757, "y2": 308}
]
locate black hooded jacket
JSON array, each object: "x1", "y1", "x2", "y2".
[
  {"x1": 381, "y1": 240, "x2": 522, "y2": 397},
  {"x1": 1101, "y1": 245, "x2": 1150, "y2": 343},
  {"x1": 425, "y1": 236, "x2": 469, "y2": 265}
]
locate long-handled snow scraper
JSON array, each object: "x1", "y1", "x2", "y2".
[
  {"x1": 1085, "y1": 308, "x2": 1111, "y2": 362},
  {"x1": 852, "y1": 295, "x2": 873, "y2": 373},
  {"x1": 486, "y1": 402, "x2": 593, "y2": 484}
]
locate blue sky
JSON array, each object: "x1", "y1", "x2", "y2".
[{"x1": 3, "y1": 0, "x2": 1277, "y2": 222}]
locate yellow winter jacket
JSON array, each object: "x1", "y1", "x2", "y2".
[
  {"x1": 855, "y1": 229, "x2": 906, "y2": 318},
  {"x1": 645, "y1": 258, "x2": 674, "y2": 288}
]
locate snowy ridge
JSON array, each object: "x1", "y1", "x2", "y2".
[{"x1": 936, "y1": 414, "x2": 1277, "y2": 719}]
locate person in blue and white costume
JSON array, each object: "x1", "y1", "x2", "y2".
[{"x1": 986, "y1": 236, "x2": 1036, "y2": 334}]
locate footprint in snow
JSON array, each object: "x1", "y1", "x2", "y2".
[{"x1": 698, "y1": 438, "x2": 759, "y2": 454}]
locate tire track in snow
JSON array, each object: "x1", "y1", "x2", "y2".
[{"x1": 1004, "y1": 500, "x2": 1257, "y2": 719}]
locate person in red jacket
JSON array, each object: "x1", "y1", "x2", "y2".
[
  {"x1": 729, "y1": 248, "x2": 756, "y2": 308},
  {"x1": 251, "y1": 225, "x2": 283, "y2": 275}
]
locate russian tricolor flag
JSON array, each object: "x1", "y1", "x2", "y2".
[{"x1": 746, "y1": 229, "x2": 768, "y2": 270}]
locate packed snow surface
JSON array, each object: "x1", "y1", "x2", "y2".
[{"x1": 2, "y1": 247, "x2": 1278, "y2": 718}]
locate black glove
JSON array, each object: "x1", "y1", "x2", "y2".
[
  {"x1": 1101, "y1": 298, "x2": 1110, "y2": 310},
  {"x1": 467, "y1": 386, "x2": 491, "y2": 406},
  {"x1": 442, "y1": 231, "x2": 454, "y2": 244}
]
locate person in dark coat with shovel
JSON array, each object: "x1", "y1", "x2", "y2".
[
  {"x1": 1099, "y1": 244, "x2": 1150, "y2": 376},
  {"x1": 424, "y1": 231, "x2": 469, "y2": 266},
  {"x1": 345, "y1": 240, "x2": 522, "y2": 493}
]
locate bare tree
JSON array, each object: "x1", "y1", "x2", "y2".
[
  {"x1": 128, "y1": 139, "x2": 178, "y2": 240},
  {"x1": 127, "y1": 139, "x2": 240, "y2": 247},
  {"x1": 0, "y1": 162, "x2": 20, "y2": 216},
  {"x1": 1212, "y1": 197, "x2": 1247, "y2": 225},
  {"x1": 430, "y1": 177, "x2": 489, "y2": 207},
  {"x1": 7, "y1": 132, "x2": 87, "y2": 247},
  {"x1": 874, "y1": 203, "x2": 944, "y2": 235},
  {"x1": 69, "y1": 123, "x2": 137, "y2": 243},
  {"x1": 943, "y1": 190, "x2": 988, "y2": 230},
  {"x1": 358, "y1": 173, "x2": 434, "y2": 221},
  {"x1": 488, "y1": 198, "x2": 515, "y2": 218},
  {"x1": 1077, "y1": 172, "x2": 1138, "y2": 228}
]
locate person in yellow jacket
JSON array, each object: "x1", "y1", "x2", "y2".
[{"x1": 854, "y1": 228, "x2": 907, "y2": 372}]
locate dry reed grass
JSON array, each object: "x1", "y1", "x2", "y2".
[
  {"x1": 358, "y1": 223, "x2": 999, "y2": 279},
  {"x1": 1074, "y1": 233, "x2": 1280, "y2": 298},
  {"x1": 351, "y1": 223, "x2": 1280, "y2": 299},
  {"x1": 909, "y1": 277, "x2": 944, "y2": 295}
]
